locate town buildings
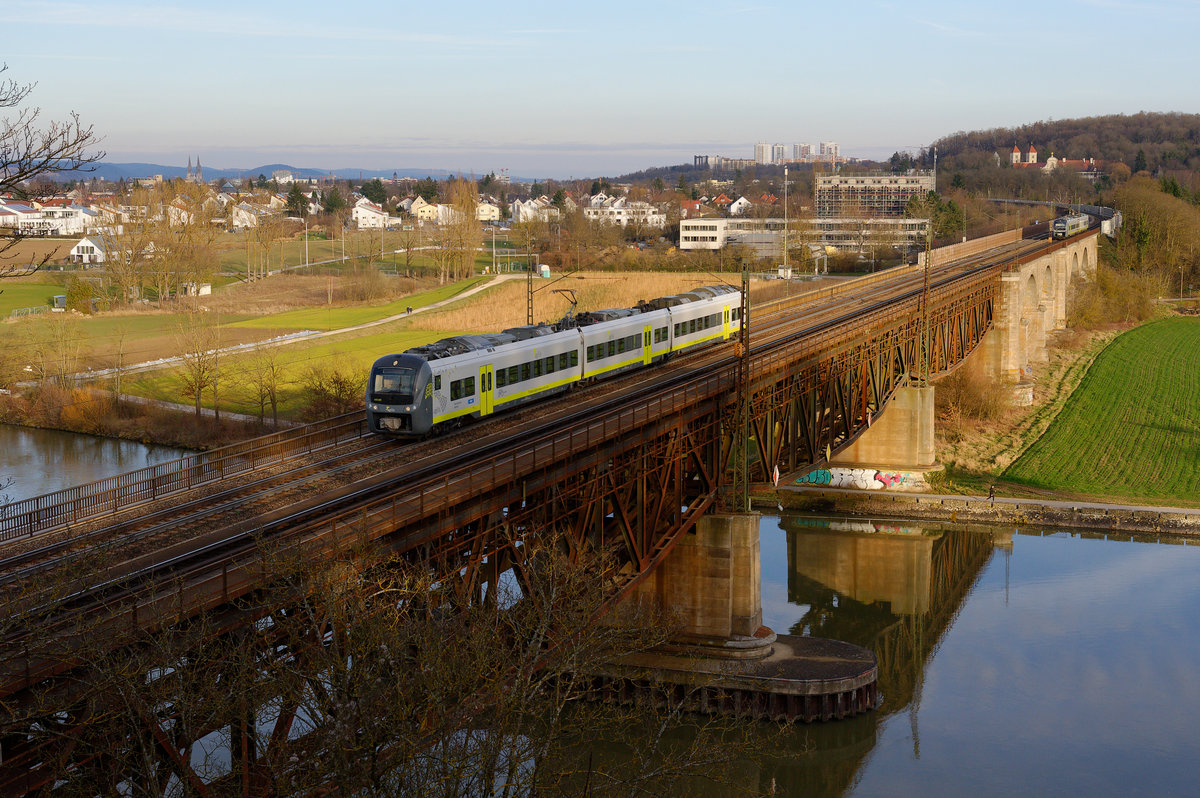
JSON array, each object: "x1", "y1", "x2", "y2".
[{"x1": 814, "y1": 171, "x2": 936, "y2": 218}]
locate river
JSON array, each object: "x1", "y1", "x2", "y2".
[
  {"x1": 753, "y1": 514, "x2": 1200, "y2": 797},
  {"x1": 0, "y1": 424, "x2": 192, "y2": 503},
  {"x1": 6, "y1": 426, "x2": 1197, "y2": 795}
]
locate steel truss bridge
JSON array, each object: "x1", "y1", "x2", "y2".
[{"x1": 0, "y1": 229, "x2": 1079, "y2": 794}]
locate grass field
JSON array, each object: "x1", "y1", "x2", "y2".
[
  {"x1": 1003, "y1": 317, "x2": 1200, "y2": 504},
  {"x1": 130, "y1": 326, "x2": 458, "y2": 416},
  {"x1": 0, "y1": 282, "x2": 67, "y2": 316},
  {"x1": 226, "y1": 277, "x2": 487, "y2": 330}
]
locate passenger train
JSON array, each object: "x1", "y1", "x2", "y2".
[
  {"x1": 367, "y1": 285, "x2": 742, "y2": 436},
  {"x1": 1051, "y1": 213, "x2": 1089, "y2": 240}
]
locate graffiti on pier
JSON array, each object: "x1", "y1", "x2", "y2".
[{"x1": 795, "y1": 467, "x2": 915, "y2": 491}]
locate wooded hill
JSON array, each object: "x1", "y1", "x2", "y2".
[{"x1": 933, "y1": 112, "x2": 1200, "y2": 173}]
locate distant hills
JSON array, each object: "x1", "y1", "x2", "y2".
[{"x1": 56, "y1": 162, "x2": 472, "y2": 184}]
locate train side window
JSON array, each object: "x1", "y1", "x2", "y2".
[
  {"x1": 434, "y1": 375, "x2": 442, "y2": 391},
  {"x1": 465, "y1": 376, "x2": 475, "y2": 397},
  {"x1": 521, "y1": 363, "x2": 531, "y2": 381},
  {"x1": 534, "y1": 359, "x2": 542, "y2": 377},
  {"x1": 545, "y1": 356, "x2": 554, "y2": 373},
  {"x1": 570, "y1": 351, "x2": 578, "y2": 367},
  {"x1": 558, "y1": 352, "x2": 568, "y2": 370},
  {"x1": 508, "y1": 366, "x2": 518, "y2": 384},
  {"x1": 617, "y1": 338, "x2": 625, "y2": 354},
  {"x1": 607, "y1": 341, "x2": 616, "y2": 358},
  {"x1": 450, "y1": 379, "x2": 462, "y2": 400},
  {"x1": 496, "y1": 370, "x2": 507, "y2": 388},
  {"x1": 689, "y1": 319, "x2": 697, "y2": 334}
]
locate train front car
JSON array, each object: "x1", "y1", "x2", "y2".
[{"x1": 366, "y1": 353, "x2": 434, "y2": 435}]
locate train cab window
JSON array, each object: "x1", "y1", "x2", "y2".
[
  {"x1": 464, "y1": 376, "x2": 475, "y2": 397},
  {"x1": 373, "y1": 368, "x2": 415, "y2": 396}
]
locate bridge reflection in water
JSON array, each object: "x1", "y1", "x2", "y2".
[{"x1": 576, "y1": 516, "x2": 1001, "y2": 797}]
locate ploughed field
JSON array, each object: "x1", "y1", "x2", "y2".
[{"x1": 1005, "y1": 317, "x2": 1200, "y2": 505}]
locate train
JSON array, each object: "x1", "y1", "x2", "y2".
[
  {"x1": 366, "y1": 285, "x2": 742, "y2": 436},
  {"x1": 1051, "y1": 213, "x2": 1090, "y2": 240}
]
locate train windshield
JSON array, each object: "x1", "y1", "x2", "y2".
[
  {"x1": 1052, "y1": 219, "x2": 1066, "y2": 230},
  {"x1": 372, "y1": 368, "x2": 417, "y2": 402}
]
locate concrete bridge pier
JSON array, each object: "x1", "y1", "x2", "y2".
[
  {"x1": 831, "y1": 385, "x2": 936, "y2": 474},
  {"x1": 631, "y1": 513, "x2": 772, "y2": 658}
]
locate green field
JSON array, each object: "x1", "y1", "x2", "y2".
[
  {"x1": 130, "y1": 326, "x2": 459, "y2": 416},
  {"x1": 227, "y1": 277, "x2": 487, "y2": 331},
  {"x1": 1004, "y1": 317, "x2": 1200, "y2": 504},
  {"x1": 0, "y1": 282, "x2": 66, "y2": 316}
]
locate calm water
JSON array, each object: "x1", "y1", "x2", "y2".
[
  {"x1": 0, "y1": 424, "x2": 191, "y2": 502},
  {"x1": 756, "y1": 514, "x2": 1200, "y2": 798}
]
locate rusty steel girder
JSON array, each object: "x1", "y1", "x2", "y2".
[{"x1": 0, "y1": 268, "x2": 1000, "y2": 796}]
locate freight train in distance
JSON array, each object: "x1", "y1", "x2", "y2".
[
  {"x1": 1051, "y1": 213, "x2": 1090, "y2": 239},
  {"x1": 367, "y1": 285, "x2": 742, "y2": 437}
]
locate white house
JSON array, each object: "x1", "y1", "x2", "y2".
[
  {"x1": 476, "y1": 201, "x2": 501, "y2": 222},
  {"x1": 728, "y1": 196, "x2": 753, "y2": 216},
  {"x1": 511, "y1": 196, "x2": 559, "y2": 224},
  {"x1": 581, "y1": 196, "x2": 666, "y2": 228},
  {"x1": 231, "y1": 202, "x2": 265, "y2": 229},
  {"x1": 69, "y1": 235, "x2": 107, "y2": 264},
  {"x1": 410, "y1": 197, "x2": 439, "y2": 223},
  {"x1": 272, "y1": 170, "x2": 294, "y2": 185},
  {"x1": 352, "y1": 197, "x2": 388, "y2": 229}
]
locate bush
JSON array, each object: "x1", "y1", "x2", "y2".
[
  {"x1": 299, "y1": 365, "x2": 364, "y2": 422},
  {"x1": 1068, "y1": 263, "x2": 1162, "y2": 328}
]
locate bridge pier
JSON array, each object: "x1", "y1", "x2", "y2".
[
  {"x1": 631, "y1": 513, "x2": 769, "y2": 657},
  {"x1": 605, "y1": 513, "x2": 879, "y2": 722},
  {"x1": 831, "y1": 385, "x2": 936, "y2": 476}
]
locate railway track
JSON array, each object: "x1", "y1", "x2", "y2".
[{"x1": 1, "y1": 234, "x2": 1050, "y2": 613}]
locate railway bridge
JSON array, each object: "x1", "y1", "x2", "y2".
[{"x1": 0, "y1": 225, "x2": 1098, "y2": 794}]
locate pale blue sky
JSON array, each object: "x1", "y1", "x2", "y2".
[{"x1": 7, "y1": 0, "x2": 1200, "y2": 178}]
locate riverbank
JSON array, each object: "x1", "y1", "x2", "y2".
[{"x1": 765, "y1": 485, "x2": 1200, "y2": 536}]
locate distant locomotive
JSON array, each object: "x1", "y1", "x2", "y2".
[
  {"x1": 366, "y1": 285, "x2": 742, "y2": 436},
  {"x1": 1051, "y1": 213, "x2": 1089, "y2": 240}
]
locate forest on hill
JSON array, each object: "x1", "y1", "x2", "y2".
[{"x1": 933, "y1": 112, "x2": 1200, "y2": 174}]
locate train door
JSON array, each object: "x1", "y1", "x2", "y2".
[
  {"x1": 723, "y1": 306, "x2": 731, "y2": 339},
  {"x1": 479, "y1": 364, "x2": 494, "y2": 416},
  {"x1": 643, "y1": 325, "x2": 652, "y2": 365}
]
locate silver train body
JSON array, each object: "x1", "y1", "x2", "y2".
[
  {"x1": 366, "y1": 285, "x2": 742, "y2": 436},
  {"x1": 1051, "y1": 213, "x2": 1089, "y2": 240}
]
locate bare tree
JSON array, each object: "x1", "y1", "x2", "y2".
[
  {"x1": 243, "y1": 343, "x2": 287, "y2": 426},
  {"x1": 176, "y1": 308, "x2": 221, "y2": 419},
  {"x1": 0, "y1": 63, "x2": 104, "y2": 273}
]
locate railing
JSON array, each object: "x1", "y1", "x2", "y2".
[{"x1": 0, "y1": 414, "x2": 368, "y2": 542}]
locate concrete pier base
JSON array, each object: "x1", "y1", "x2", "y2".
[
  {"x1": 613, "y1": 512, "x2": 879, "y2": 722},
  {"x1": 832, "y1": 385, "x2": 935, "y2": 471},
  {"x1": 631, "y1": 513, "x2": 768, "y2": 659}
]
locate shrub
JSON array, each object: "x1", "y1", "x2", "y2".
[{"x1": 299, "y1": 365, "x2": 364, "y2": 422}]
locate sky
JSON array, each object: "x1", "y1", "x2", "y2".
[{"x1": 6, "y1": 0, "x2": 1200, "y2": 179}]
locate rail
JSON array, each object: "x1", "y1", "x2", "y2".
[{"x1": 0, "y1": 414, "x2": 368, "y2": 543}]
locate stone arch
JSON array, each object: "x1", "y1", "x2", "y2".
[
  {"x1": 1082, "y1": 245, "x2": 1090, "y2": 278},
  {"x1": 1071, "y1": 249, "x2": 1080, "y2": 280},
  {"x1": 1024, "y1": 272, "x2": 1039, "y2": 312},
  {"x1": 1042, "y1": 263, "x2": 1054, "y2": 303}
]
